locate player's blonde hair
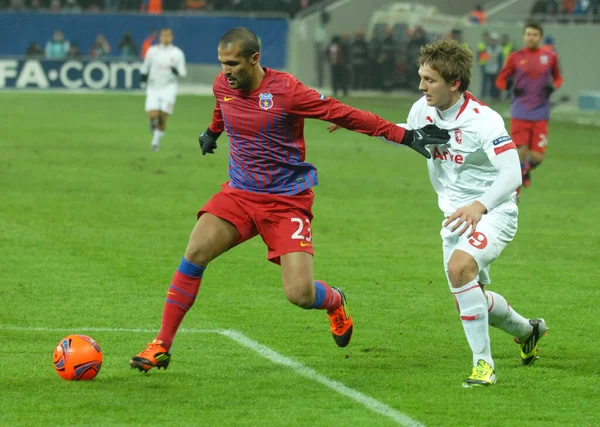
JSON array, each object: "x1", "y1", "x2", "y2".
[{"x1": 419, "y1": 38, "x2": 473, "y2": 92}]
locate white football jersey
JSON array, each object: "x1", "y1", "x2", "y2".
[
  {"x1": 141, "y1": 44, "x2": 187, "y2": 91},
  {"x1": 405, "y1": 92, "x2": 517, "y2": 216}
]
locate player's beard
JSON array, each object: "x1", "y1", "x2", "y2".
[
  {"x1": 226, "y1": 76, "x2": 238, "y2": 88},
  {"x1": 227, "y1": 73, "x2": 251, "y2": 91}
]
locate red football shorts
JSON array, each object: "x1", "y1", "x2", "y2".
[
  {"x1": 510, "y1": 118, "x2": 549, "y2": 154},
  {"x1": 198, "y1": 183, "x2": 315, "y2": 265}
]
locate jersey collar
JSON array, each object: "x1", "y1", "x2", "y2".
[{"x1": 437, "y1": 93, "x2": 466, "y2": 121}]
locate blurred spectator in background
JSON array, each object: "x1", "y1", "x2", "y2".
[
  {"x1": 67, "y1": 42, "x2": 82, "y2": 59},
  {"x1": 184, "y1": 0, "x2": 212, "y2": 10},
  {"x1": 531, "y1": 0, "x2": 560, "y2": 18},
  {"x1": 378, "y1": 25, "x2": 397, "y2": 92},
  {"x1": 45, "y1": 30, "x2": 70, "y2": 59},
  {"x1": 367, "y1": 30, "x2": 381, "y2": 90},
  {"x1": 105, "y1": 0, "x2": 119, "y2": 11},
  {"x1": 63, "y1": 0, "x2": 82, "y2": 12},
  {"x1": 141, "y1": 28, "x2": 157, "y2": 59},
  {"x1": 314, "y1": 6, "x2": 329, "y2": 88},
  {"x1": 140, "y1": 0, "x2": 162, "y2": 13},
  {"x1": 349, "y1": 28, "x2": 368, "y2": 90},
  {"x1": 572, "y1": 0, "x2": 596, "y2": 14},
  {"x1": 561, "y1": 0, "x2": 577, "y2": 13},
  {"x1": 477, "y1": 30, "x2": 490, "y2": 93},
  {"x1": 86, "y1": 0, "x2": 104, "y2": 11},
  {"x1": 25, "y1": 42, "x2": 44, "y2": 58},
  {"x1": 469, "y1": 4, "x2": 487, "y2": 24},
  {"x1": 119, "y1": 32, "x2": 138, "y2": 59},
  {"x1": 542, "y1": 35, "x2": 556, "y2": 51},
  {"x1": 9, "y1": 0, "x2": 25, "y2": 10},
  {"x1": 501, "y1": 33, "x2": 514, "y2": 63},
  {"x1": 340, "y1": 31, "x2": 352, "y2": 88},
  {"x1": 531, "y1": 0, "x2": 547, "y2": 14},
  {"x1": 218, "y1": 0, "x2": 244, "y2": 11},
  {"x1": 481, "y1": 32, "x2": 503, "y2": 101},
  {"x1": 445, "y1": 28, "x2": 464, "y2": 44},
  {"x1": 2, "y1": 0, "x2": 326, "y2": 12},
  {"x1": 406, "y1": 26, "x2": 426, "y2": 92},
  {"x1": 89, "y1": 33, "x2": 111, "y2": 58},
  {"x1": 326, "y1": 34, "x2": 349, "y2": 97}
]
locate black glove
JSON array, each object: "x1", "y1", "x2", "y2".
[
  {"x1": 542, "y1": 84, "x2": 554, "y2": 98},
  {"x1": 513, "y1": 87, "x2": 525, "y2": 97},
  {"x1": 171, "y1": 66, "x2": 179, "y2": 76},
  {"x1": 140, "y1": 73, "x2": 148, "y2": 84},
  {"x1": 401, "y1": 124, "x2": 450, "y2": 159},
  {"x1": 199, "y1": 128, "x2": 221, "y2": 155}
]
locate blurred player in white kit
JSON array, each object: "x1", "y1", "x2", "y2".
[
  {"x1": 329, "y1": 38, "x2": 548, "y2": 387},
  {"x1": 140, "y1": 28, "x2": 187, "y2": 152}
]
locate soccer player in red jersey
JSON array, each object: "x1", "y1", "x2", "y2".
[
  {"x1": 130, "y1": 27, "x2": 450, "y2": 372},
  {"x1": 496, "y1": 22, "x2": 563, "y2": 198}
]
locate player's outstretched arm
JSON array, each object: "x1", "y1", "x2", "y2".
[
  {"x1": 327, "y1": 123, "x2": 450, "y2": 159},
  {"x1": 286, "y1": 78, "x2": 450, "y2": 158}
]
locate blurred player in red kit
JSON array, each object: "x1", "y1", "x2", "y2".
[
  {"x1": 496, "y1": 22, "x2": 563, "y2": 199},
  {"x1": 130, "y1": 27, "x2": 450, "y2": 372}
]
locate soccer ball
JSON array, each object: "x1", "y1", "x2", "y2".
[{"x1": 53, "y1": 334, "x2": 103, "y2": 381}]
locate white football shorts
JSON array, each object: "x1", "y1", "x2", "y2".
[
  {"x1": 145, "y1": 89, "x2": 176, "y2": 114},
  {"x1": 441, "y1": 203, "x2": 518, "y2": 287}
]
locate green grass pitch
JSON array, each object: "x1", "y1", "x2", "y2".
[{"x1": 1, "y1": 92, "x2": 599, "y2": 426}]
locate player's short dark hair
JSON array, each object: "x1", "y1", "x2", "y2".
[
  {"x1": 219, "y1": 27, "x2": 261, "y2": 59},
  {"x1": 525, "y1": 22, "x2": 543, "y2": 36},
  {"x1": 419, "y1": 38, "x2": 473, "y2": 92}
]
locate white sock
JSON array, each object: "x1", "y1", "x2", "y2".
[
  {"x1": 486, "y1": 291, "x2": 533, "y2": 342},
  {"x1": 152, "y1": 130, "x2": 164, "y2": 148},
  {"x1": 452, "y1": 280, "x2": 493, "y2": 368}
]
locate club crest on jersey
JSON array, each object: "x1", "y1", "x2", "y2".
[
  {"x1": 540, "y1": 55, "x2": 548, "y2": 65},
  {"x1": 259, "y1": 93, "x2": 274, "y2": 110},
  {"x1": 454, "y1": 129, "x2": 462, "y2": 144}
]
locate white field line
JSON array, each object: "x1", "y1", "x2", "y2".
[{"x1": 1, "y1": 325, "x2": 424, "y2": 427}]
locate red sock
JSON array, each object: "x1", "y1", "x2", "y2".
[
  {"x1": 314, "y1": 280, "x2": 342, "y2": 311},
  {"x1": 157, "y1": 270, "x2": 201, "y2": 350}
]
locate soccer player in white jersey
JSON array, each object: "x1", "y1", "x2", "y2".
[
  {"x1": 329, "y1": 38, "x2": 548, "y2": 387},
  {"x1": 140, "y1": 28, "x2": 187, "y2": 152}
]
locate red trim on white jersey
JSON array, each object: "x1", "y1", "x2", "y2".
[
  {"x1": 494, "y1": 142, "x2": 516, "y2": 155},
  {"x1": 456, "y1": 92, "x2": 486, "y2": 120}
]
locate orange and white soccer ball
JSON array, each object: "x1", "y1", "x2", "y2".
[{"x1": 53, "y1": 334, "x2": 103, "y2": 381}]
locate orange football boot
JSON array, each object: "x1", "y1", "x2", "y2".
[
  {"x1": 327, "y1": 288, "x2": 353, "y2": 347},
  {"x1": 130, "y1": 339, "x2": 171, "y2": 372}
]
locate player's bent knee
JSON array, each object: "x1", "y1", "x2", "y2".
[
  {"x1": 183, "y1": 244, "x2": 211, "y2": 268},
  {"x1": 530, "y1": 152, "x2": 544, "y2": 164},
  {"x1": 447, "y1": 261, "x2": 478, "y2": 288},
  {"x1": 284, "y1": 282, "x2": 315, "y2": 308}
]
